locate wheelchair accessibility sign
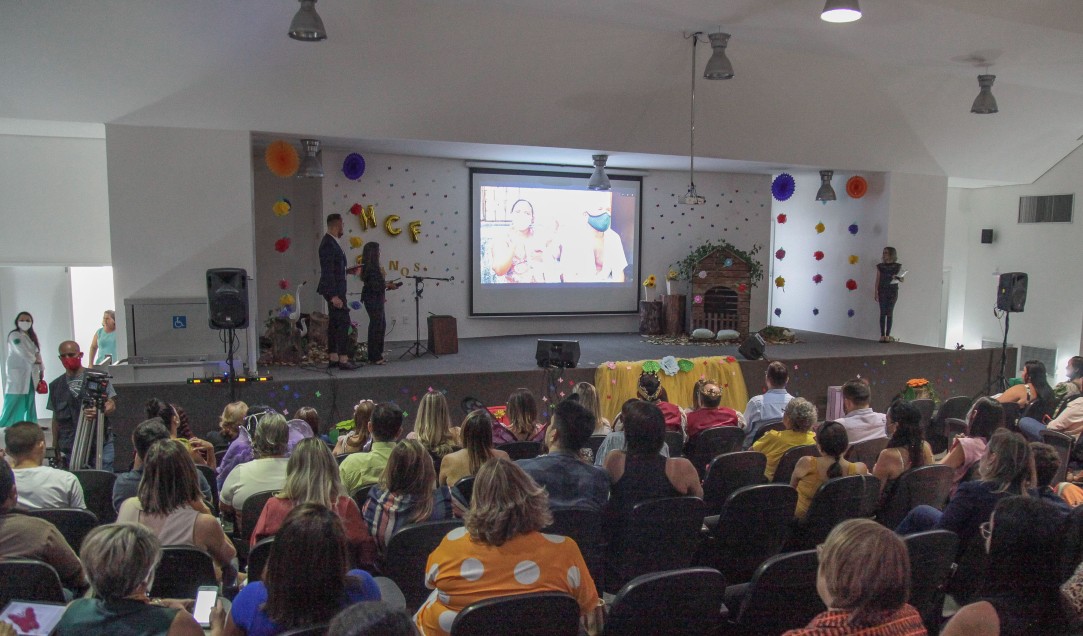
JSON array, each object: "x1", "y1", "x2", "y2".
[{"x1": 172, "y1": 315, "x2": 187, "y2": 329}]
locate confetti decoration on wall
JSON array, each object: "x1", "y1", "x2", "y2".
[
  {"x1": 278, "y1": 293, "x2": 295, "y2": 307},
  {"x1": 278, "y1": 279, "x2": 289, "y2": 290},
  {"x1": 737, "y1": 283, "x2": 747, "y2": 292},
  {"x1": 349, "y1": 236, "x2": 362, "y2": 248},
  {"x1": 342, "y1": 153, "x2": 366, "y2": 181},
  {"x1": 274, "y1": 237, "x2": 292, "y2": 253},
  {"x1": 774, "y1": 276, "x2": 786, "y2": 288},
  {"x1": 849, "y1": 255, "x2": 859, "y2": 265},
  {"x1": 349, "y1": 300, "x2": 362, "y2": 310},
  {"x1": 848, "y1": 223, "x2": 859, "y2": 235},
  {"x1": 812, "y1": 273, "x2": 823, "y2": 284},
  {"x1": 771, "y1": 173, "x2": 796, "y2": 201},
  {"x1": 815, "y1": 222, "x2": 826, "y2": 234},
  {"x1": 813, "y1": 308, "x2": 820, "y2": 315},
  {"x1": 272, "y1": 198, "x2": 291, "y2": 217},
  {"x1": 846, "y1": 279, "x2": 858, "y2": 291},
  {"x1": 774, "y1": 307, "x2": 782, "y2": 317},
  {"x1": 814, "y1": 251, "x2": 825, "y2": 261},
  {"x1": 846, "y1": 176, "x2": 868, "y2": 199},
  {"x1": 349, "y1": 203, "x2": 364, "y2": 216},
  {"x1": 776, "y1": 213, "x2": 787, "y2": 224},
  {"x1": 775, "y1": 248, "x2": 786, "y2": 260}
]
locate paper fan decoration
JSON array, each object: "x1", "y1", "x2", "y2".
[
  {"x1": 772, "y1": 173, "x2": 796, "y2": 202},
  {"x1": 642, "y1": 360, "x2": 661, "y2": 373},
  {"x1": 272, "y1": 198, "x2": 291, "y2": 217},
  {"x1": 274, "y1": 237, "x2": 292, "y2": 253},
  {"x1": 677, "y1": 359, "x2": 695, "y2": 373},
  {"x1": 774, "y1": 276, "x2": 786, "y2": 288},
  {"x1": 265, "y1": 140, "x2": 299, "y2": 178},
  {"x1": 776, "y1": 213, "x2": 787, "y2": 224},
  {"x1": 342, "y1": 153, "x2": 366, "y2": 181},
  {"x1": 846, "y1": 279, "x2": 858, "y2": 291},
  {"x1": 846, "y1": 176, "x2": 868, "y2": 199},
  {"x1": 775, "y1": 248, "x2": 786, "y2": 260},
  {"x1": 815, "y1": 222, "x2": 826, "y2": 234}
]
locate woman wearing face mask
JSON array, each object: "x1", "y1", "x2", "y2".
[
  {"x1": 0, "y1": 312, "x2": 43, "y2": 429},
  {"x1": 561, "y1": 204, "x2": 628, "y2": 283}
]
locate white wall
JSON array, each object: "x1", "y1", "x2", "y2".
[
  {"x1": 945, "y1": 145, "x2": 1083, "y2": 371},
  {"x1": 106, "y1": 125, "x2": 256, "y2": 365}
]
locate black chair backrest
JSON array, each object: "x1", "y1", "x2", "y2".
[
  {"x1": 905, "y1": 530, "x2": 959, "y2": 635},
  {"x1": 772, "y1": 444, "x2": 819, "y2": 484},
  {"x1": 1001, "y1": 402, "x2": 1021, "y2": 429},
  {"x1": 1040, "y1": 429, "x2": 1073, "y2": 485},
  {"x1": 687, "y1": 427, "x2": 745, "y2": 478},
  {"x1": 335, "y1": 453, "x2": 350, "y2": 465},
  {"x1": 708, "y1": 484, "x2": 797, "y2": 585},
  {"x1": 71, "y1": 469, "x2": 118, "y2": 524},
  {"x1": 497, "y1": 441, "x2": 542, "y2": 461},
  {"x1": 935, "y1": 396, "x2": 973, "y2": 424},
  {"x1": 663, "y1": 431, "x2": 684, "y2": 458},
  {"x1": 605, "y1": 497, "x2": 705, "y2": 593},
  {"x1": 194, "y1": 464, "x2": 219, "y2": 515},
  {"x1": 543, "y1": 508, "x2": 605, "y2": 594},
  {"x1": 453, "y1": 476, "x2": 476, "y2": 506},
  {"x1": 248, "y1": 536, "x2": 275, "y2": 582},
  {"x1": 845, "y1": 437, "x2": 888, "y2": 469},
  {"x1": 22, "y1": 508, "x2": 98, "y2": 552},
  {"x1": 153, "y1": 545, "x2": 217, "y2": 598},
  {"x1": 749, "y1": 418, "x2": 786, "y2": 446},
  {"x1": 730, "y1": 549, "x2": 825, "y2": 636},
  {"x1": 702, "y1": 451, "x2": 767, "y2": 515},
  {"x1": 876, "y1": 464, "x2": 955, "y2": 529},
  {"x1": 383, "y1": 519, "x2": 465, "y2": 613},
  {"x1": 351, "y1": 485, "x2": 374, "y2": 511},
  {"x1": 278, "y1": 623, "x2": 330, "y2": 636},
  {"x1": 944, "y1": 418, "x2": 969, "y2": 440},
  {"x1": 794, "y1": 475, "x2": 868, "y2": 550},
  {"x1": 450, "y1": 592, "x2": 580, "y2": 636},
  {"x1": 860, "y1": 474, "x2": 883, "y2": 518},
  {"x1": 0, "y1": 559, "x2": 65, "y2": 606},
  {"x1": 606, "y1": 567, "x2": 726, "y2": 636},
  {"x1": 239, "y1": 490, "x2": 277, "y2": 543},
  {"x1": 583, "y1": 434, "x2": 607, "y2": 457},
  {"x1": 1061, "y1": 505, "x2": 1083, "y2": 583},
  {"x1": 912, "y1": 399, "x2": 936, "y2": 433},
  {"x1": 214, "y1": 449, "x2": 227, "y2": 466}
]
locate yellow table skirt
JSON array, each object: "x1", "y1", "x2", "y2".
[{"x1": 593, "y1": 357, "x2": 748, "y2": 424}]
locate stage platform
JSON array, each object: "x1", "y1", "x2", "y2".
[{"x1": 107, "y1": 330, "x2": 1014, "y2": 468}]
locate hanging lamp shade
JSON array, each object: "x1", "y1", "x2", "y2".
[
  {"x1": 296, "y1": 139, "x2": 324, "y2": 178},
  {"x1": 289, "y1": 0, "x2": 327, "y2": 41},
  {"x1": 703, "y1": 32, "x2": 734, "y2": 80},
  {"x1": 816, "y1": 170, "x2": 837, "y2": 202},
  {"x1": 971, "y1": 74, "x2": 998, "y2": 114},
  {"x1": 821, "y1": 0, "x2": 862, "y2": 23},
  {"x1": 587, "y1": 155, "x2": 611, "y2": 191}
]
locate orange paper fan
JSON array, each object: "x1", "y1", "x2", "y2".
[
  {"x1": 265, "y1": 140, "x2": 299, "y2": 178},
  {"x1": 846, "y1": 175, "x2": 868, "y2": 199}
]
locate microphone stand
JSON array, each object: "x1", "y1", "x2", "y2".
[{"x1": 400, "y1": 275, "x2": 453, "y2": 360}]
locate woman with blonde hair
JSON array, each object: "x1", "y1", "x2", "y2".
[
  {"x1": 251, "y1": 438, "x2": 375, "y2": 565},
  {"x1": 492, "y1": 388, "x2": 546, "y2": 444},
  {"x1": 206, "y1": 400, "x2": 247, "y2": 451},
  {"x1": 415, "y1": 458, "x2": 600, "y2": 636},
  {"x1": 783, "y1": 519, "x2": 924, "y2": 635},
  {"x1": 334, "y1": 400, "x2": 373, "y2": 455},
  {"x1": 438, "y1": 409, "x2": 510, "y2": 487},
  {"x1": 408, "y1": 391, "x2": 460, "y2": 467},
  {"x1": 362, "y1": 439, "x2": 452, "y2": 552},
  {"x1": 573, "y1": 381, "x2": 611, "y2": 435}
]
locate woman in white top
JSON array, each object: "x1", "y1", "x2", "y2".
[
  {"x1": 118, "y1": 438, "x2": 236, "y2": 583},
  {"x1": 220, "y1": 414, "x2": 290, "y2": 518},
  {"x1": 0, "y1": 311, "x2": 42, "y2": 428}
]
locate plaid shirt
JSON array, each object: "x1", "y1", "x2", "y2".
[
  {"x1": 783, "y1": 606, "x2": 927, "y2": 636},
  {"x1": 361, "y1": 485, "x2": 452, "y2": 552}
]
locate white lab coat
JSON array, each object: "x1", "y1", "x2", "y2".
[{"x1": 4, "y1": 330, "x2": 40, "y2": 395}]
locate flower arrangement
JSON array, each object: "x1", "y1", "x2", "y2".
[
  {"x1": 901, "y1": 378, "x2": 939, "y2": 404},
  {"x1": 671, "y1": 239, "x2": 763, "y2": 285},
  {"x1": 643, "y1": 275, "x2": 657, "y2": 288},
  {"x1": 666, "y1": 270, "x2": 679, "y2": 281}
]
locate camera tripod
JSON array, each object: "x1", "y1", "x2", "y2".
[{"x1": 70, "y1": 382, "x2": 109, "y2": 470}]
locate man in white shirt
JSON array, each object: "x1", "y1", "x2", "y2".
[
  {"x1": 835, "y1": 379, "x2": 887, "y2": 445},
  {"x1": 5, "y1": 420, "x2": 86, "y2": 510},
  {"x1": 743, "y1": 361, "x2": 795, "y2": 448}
]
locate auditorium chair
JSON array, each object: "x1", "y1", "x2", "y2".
[
  {"x1": 1001, "y1": 402, "x2": 1021, "y2": 430},
  {"x1": 700, "y1": 484, "x2": 796, "y2": 585},
  {"x1": 876, "y1": 464, "x2": 954, "y2": 529},
  {"x1": 787, "y1": 474, "x2": 867, "y2": 551},
  {"x1": 860, "y1": 474, "x2": 883, "y2": 518},
  {"x1": 686, "y1": 427, "x2": 745, "y2": 479},
  {"x1": 497, "y1": 440, "x2": 542, "y2": 461},
  {"x1": 844, "y1": 437, "x2": 888, "y2": 470},
  {"x1": 943, "y1": 418, "x2": 969, "y2": 445},
  {"x1": 194, "y1": 464, "x2": 219, "y2": 516},
  {"x1": 450, "y1": 592, "x2": 579, "y2": 636},
  {"x1": 0, "y1": 559, "x2": 65, "y2": 606},
  {"x1": 153, "y1": 546, "x2": 217, "y2": 599},
  {"x1": 247, "y1": 537, "x2": 275, "y2": 582},
  {"x1": 335, "y1": 453, "x2": 350, "y2": 465},
  {"x1": 382, "y1": 519, "x2": 464, "y2": 612},
  {"x1": 351, "y1": 485, "x2": 374, "y2": 511},
  {"x1": 543, "y1": 508, "x2": 605, "y2": 593},
  {"x1": 929, "y1": 396, "x2": 973, "y2": 454},
  {"x1": 71, "y1": 469, "x2": 118, "y2": 524},
  {"x1": 747, "y1": 418, "x2": 785, "y2": 447},
  {"x1": 771, "y1": 444, "x2": 819, "y2": 484},
  {"x1": 605, "y1": 568, "x2": 727, "y2": 636},
  {"x1": 719, "y1": 549, "x2": 824, "y2": 636},
  {"x1": 22, "y1": 508, "x2": 98, "y2": 552},
  {"x1": 1061, "y1": 505, "x2": 1083, "y2": 583},
  {"x1": 452, "y1": 475, "x2": 475, "y2": 506},
  {"x1": 1040, "y1": 429, "x2": 1073, "y2": 484},
  {"x1": 701, "y1": 451, "x2": 767, "y2": 516},
  {"x1": 912, "y1": 399, "x2": 936, "y2": 435},
  {"x1": 582, "y1": 434, "x2": 607, "y2": 462},
  {"x1": 605, "y1": 496, "x2": 705, "y2": 594},
  {"x1": 663, "y1": 430, "x2": 684, "y2": 458},
  {"x1": 904, "y1": 530, "x2": 959, "y2": 635}
]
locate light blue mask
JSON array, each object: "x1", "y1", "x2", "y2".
[{"x1": 587, "y1": 212, "x2": 611, "y2": 232}]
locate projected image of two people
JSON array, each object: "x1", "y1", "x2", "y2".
[{"x1": 481, "y1": 187, "x2": 633, "y2": 285}]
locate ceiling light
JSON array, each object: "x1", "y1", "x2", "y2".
[
  {"x1": 816, "y1": 170, "x2": 836, "y2": 202},
  {"x1": 821, "y1": 0, "x2": 861, "y2": 23},
  {"x1": 587, "y1": 155, "x2": 611, "y2": 191},
  {"x1": 297, "y1": 139, "x2": 324, "y2": 178},
  {"x1": 289, "y1": 0, "x2": 327, "y2": 41},
  {"x1": 703, "y1": 32, "x2": 734, "y2": 80},
  {"x1": 971, "y1": 74, "x2": 999, "y2": 114}
]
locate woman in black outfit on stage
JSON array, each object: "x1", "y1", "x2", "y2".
[
  {"x1": 874, "y1": 246, "x2": 903, "y2": 343},
  {"x1": 360, "y1": 242, "x2": 400, "y2": 365}
]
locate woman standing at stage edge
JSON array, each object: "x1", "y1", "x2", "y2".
[
  {"x1": 360, "y1": 242, "x2": 400, "y2": 366},
  {"x1": 874, "y1": 246, "x2": 903, "y2": 343},
  {"x1": 1, "y1": 312, "x2": 42, "y2": 429}
]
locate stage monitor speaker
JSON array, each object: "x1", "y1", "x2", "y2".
[
  {"x1": 996, "y1": 272, "x2": 1028, "y2": 313},
  {"x1": 980, "y1": 229, "x2": 994, "y2": 244},
  {"x1": 207, "y1": 268, "x2": 249, "y2": 329},
  {"x1": 536, "y1": 339, "x2": 580, "y2": 369},
  {"x1": 738, "y1": 333, "x2": 766, "y2": 360}
]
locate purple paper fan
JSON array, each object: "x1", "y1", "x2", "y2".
[
  {"x1": 342, "y1": 153, "x2": 366, "y2": 181},
  {"x1": 772, "y1": 173, "x2": 796, "y2": 202}
]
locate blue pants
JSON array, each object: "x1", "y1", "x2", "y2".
[
  {"x1": 1018, "y1": 416, "x2": 1047, "y2": 442},
  {"x1": 895, "y1": 504, "x2": 942, "y2": 535}
]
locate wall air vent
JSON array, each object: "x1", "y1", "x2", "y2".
[{"x1": 1018, "y1": 194, "x2": 1073, "y2": 223}]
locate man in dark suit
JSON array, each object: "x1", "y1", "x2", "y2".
[{"x1": 317, "y1": 213, "x2": 360, "y2": 370}]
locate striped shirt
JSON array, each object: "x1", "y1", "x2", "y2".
[{"x1": 782, "y1": 605, "x2": 927, "y2": 636}]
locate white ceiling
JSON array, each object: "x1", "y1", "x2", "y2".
[{"x1": 2, "y1": 0, "x2": 1081, "y2": 186}]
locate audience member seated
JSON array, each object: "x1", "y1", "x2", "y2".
[
  {"x1": 996, "y1": 360, "x2": 1056, "y2": 422},
  {"x1": 1029, "y1": 442, "x2": 1071, "y2": 513},
  {"x1": 205, "y1": 401, "x2": 247, "y2": 452},
  {"x1": 604, "y1": 400, "x2": 702, "y2": 527},
  {"x1": 518, "y1": 399, "x2": 609, "y2": 512},
  {"x1": 635, "y1": 372, "x2": 685, "y2": 432},
  {"x1": 942, "y1": 496, "x2": 1069, "y2": 636},
  {"x1": 216, "y1": 405, "x2": 274, "y2": 490},
  {"x1": 1019, "y1": 362, "x2": 1083, "y2": 442},
  {"x1": 0, "y1": 459, "x2": 85, "y2": 592},
  {"x1": 328, "y1": 602, "x2": 417, "y2": 636},
  {"x1": 753, "y1": 397, "x2": 818, "y2": 480},
  {"x1": 835, "y1": 379, "x2": 887, "y2": 445},
  {"x1": 407, "y1": 391, "x2": 461, "y2": 470},
  {"x1": 593, "y1": 399, "x2": 671, "y2": 468},
  {"x1": 333, "y1": 400, "x2": 373, "y2": 455},
  {"x1": 872, "y1": 401, "x2": 934, "y2": 494},
  {"x1": 252, "y1": 438, "x2": 375, "y2": 566},
  {"x1": 362, "y1": 439, "x2": 452, "y2": 553},
  {"x1": 293, "y1": 406, "x2": 320, "y2": 439},
  {"x1": 743, "y1": 361, "x2": 795, "y2": 448},
  {"x1": 226, "y1": 504, "x2": 380, "y2": 636},
  {"x1": 340, "y1": 403, "x2": 403, "y2": 492},
  {"x1": 492, "y1": 388, "x2": 546, "y2": 444},
  {"x1": 1053, "y1": 356, "x2": 1083, "y2": 405},
  {"x1": 438, "y1": 409, "x2": 509, "y2": 488},
  {"x1": 415, "y1": 458, "x2": 600, "y2": 636},
  {"x1": 940, "y1": 397, "x2": 1002, "y2": 497},
  {"x1": 683, "y1": 381, "x2": 741, "y2": 452},
  {"x1": 782, "y1": 519, "x2": 925, "y2": 636},
  {"x1": 791, "y1": 421, "x2": 869, "y2": 519},
  {"x1": 221, "y1": 413, "x2": 290, "y2": 517},
  {"x1": 113, "y1": 418, "x2": 213, "y2": 512},
  {"x1": 5, "y1": 420, "x2": 86, "y2": 510},
  {"x1": 118, "y1": 439, "x2": 237, "y2": 583},
  {"x1": 145, "y1": 398, "x2": 216, "y2": 468},
  {"x1": 574, "y1": 381, "x2": 612, "y2": 435},
  {"x1": 57, "y1": 523, "x2": 221, "y2": 636},
  {"x1": 896, "y1": 429, "x2": 1031, "y2": 550}
]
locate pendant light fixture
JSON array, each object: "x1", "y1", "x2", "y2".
[
  {"x1": 971, "y1": 74, "x2": 999, "y2": 114},
  {"x1": 587, "y1": 155, "x2": 611, "y2": 191},
  {"x1": 815, "y1": 170, "x2": 836, "y2": 202},
  {"x1": 821, "y1": 0, "x2": 862, "y2": 23},
  {"x1": 289, "y1": 0, "x2": 327, "y2": 41},
  {"x1": 703, "y1": 32, "x2": 735, "y2": 80},
  {"x1": 296, "y1": 139, "x2": 324, "y2": 178}
]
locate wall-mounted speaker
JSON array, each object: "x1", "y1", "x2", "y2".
[
  {"x1": 980, "y1": 229, "x2": 994, "y2": 244},
  {"x1": 996, "y1": 272, "x2": 1028, "y2": 313},
  {"x1": 207, "y1": 268, "x2": 249, "y2": 329},
  {"x1": 738, "y1": 333, "x2": 766, "y2": 360}
]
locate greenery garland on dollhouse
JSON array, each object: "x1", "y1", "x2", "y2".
[{"x1": 671, "y1": 239, "x2": 764, "y2": 286}]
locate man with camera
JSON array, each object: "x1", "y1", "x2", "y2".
[{"x1": 47, "y1": 340, "x2": 116, "y2": 471}]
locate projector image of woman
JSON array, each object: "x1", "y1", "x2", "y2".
[{"x1": 488, "y1": 199, "x2": 562, "y2": 283}]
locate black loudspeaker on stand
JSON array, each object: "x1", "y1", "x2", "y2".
[
  {"x1": 207, "y1": 268, "x2": 249, "y2": 400},
  {"x1": 985, "y1": 272, "x2": 1028, "y2": 395}
]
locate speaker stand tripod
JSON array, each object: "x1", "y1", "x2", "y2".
[{"x1": 399, "y1": 275, "x2": 452, "y2": 360}]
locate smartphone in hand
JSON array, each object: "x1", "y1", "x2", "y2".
[{"x1": 193, "y1": 586, "x2": 218, "y2": 628}]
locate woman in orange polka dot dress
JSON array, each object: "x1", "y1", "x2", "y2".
[{"x1": 415, "y1": 457, "x2": 601, "y2": 635}]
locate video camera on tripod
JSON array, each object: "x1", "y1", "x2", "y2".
[
  {"x1": 71, "y1": 370, "x2": 113, "y2": 470},
  {"x1": 79, "y1": 370, "x2": 111, "y2": 406}
]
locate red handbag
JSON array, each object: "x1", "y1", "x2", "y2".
[{"x1": 36, "y1": 379, "x2": 47, "y2": 394}]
